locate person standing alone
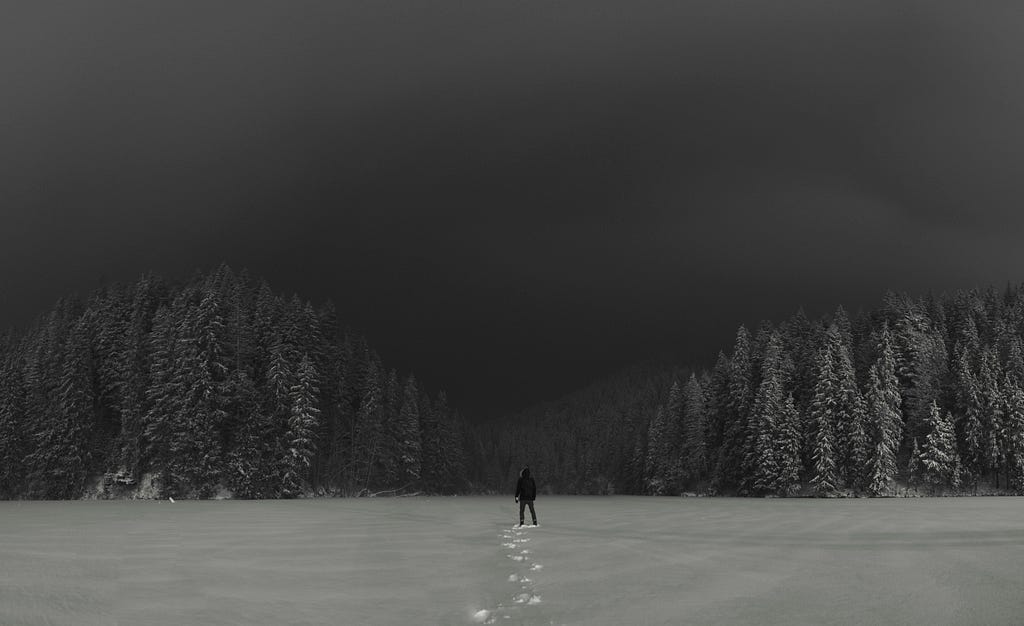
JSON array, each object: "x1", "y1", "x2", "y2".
[{"x1": 514, "y1": 466, "x2": 538, "y2": 527}]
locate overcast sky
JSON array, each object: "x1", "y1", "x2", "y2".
[{"x1": 3, "y1": 2, "x2": 1024, "y2": 415}]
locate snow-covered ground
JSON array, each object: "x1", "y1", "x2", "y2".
[{"x1": 1, "y1": 496, "x2": 1023, "y2": 625}]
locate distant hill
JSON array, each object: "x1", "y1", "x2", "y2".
[
  {"x1": 0, "y1": 264, "x2": 466, "y2": 499},
  {"x1": 467, "y1": 361, "x2": 684, "y2": 494}
]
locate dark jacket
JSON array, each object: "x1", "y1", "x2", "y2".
[{"x1": 515, "y1": 467, "x2": 537, "y2": 501}]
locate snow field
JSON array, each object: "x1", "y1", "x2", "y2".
[{"x1": 3, "y1": 496, "x2": 1024, "y2": 626}]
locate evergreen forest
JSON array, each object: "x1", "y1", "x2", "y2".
[
  {"x1": 474, "y1": 288, "x2": 1024, "y2": 497},
  {"x1": 0, "y1": 265, "x2": 466, "y2": 499},
  {"x1": 3, "y1": 266, "x2": 1024, "y2": 498}
]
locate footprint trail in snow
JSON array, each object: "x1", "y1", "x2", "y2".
[{"x1": 472, "y1": 524, "x2": 545, "y2": 624}]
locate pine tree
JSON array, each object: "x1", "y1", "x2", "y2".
[
  {"x1": 0, "y1": 348, "x2": 28, "y2": 497},
  {"x1": 681, "y1": 374, "x2": 707, "y2": 484},
  {"x1": 978, "y1": 349, "x2": 1005, "y2": 485},
  {"x1": 381, "y1": 368, "x2": 402, "y2": 487},
  {"x1": 24, "y1": 316, "x2": 94, "y2": 499},
  {"x1": 1001, "y1": 375, "x2": 1024, "y2": 492},
  {"x1": 866, "y1": 323, "x2": 903, "y2": 495},
  {"x1": 750, "y1": 321, "x2": 776, "y2": 393},
  {"x1": 223, "y1": 370, "x2": 274, "y2": 498},
  {"x1": 715, "y1": 326, "x2": 752, "y2": 492},
  {"x1": 950, "y1": 300, "x2": 981, "y2": 360},
  {"x1": 954, "y1": 348, "x2": 984, "y2": 489},
  {"x1": 142, "y1": 305, "x2": 182, "y2": 494},
  {"x1": 418, "y1": 391, "x2": 441, "y2": 493},
  {"x1": 704, "y1": 352, "x2": 731, "y2": 487},
  {"x1": 748, "y1": 331, "x2": 785, "y2": 494},
  {"x1": 866, "y1": 369, "x2": 897, "y2": 495},
  {"x1": 353, "y1": 358, "x2": 383, "y2": 495},
  {"x1": 432, "y1": 391, "x2": 465, "y2": 493},
  {"x1": 892, "y1": 307, "x2": 949, "y2": 455},
  {"x1": 117, "y1": 274, "x2": 164, "y2": 482},
  {"x1": 664, "y1": 380, "x2": 685, "y2": 489},
  {"x1": 810, "y1": 337, "x2": 840, "y2": 495},
  {"x1": 644, "y1": 405, "x2": 670, "y2": 495},
  {"x1": 828, "y1": 325, "x2": 869, "y2": 489},
  {"x1": 832, "y1": 305, "x2": 853, "y2": 354},
  {"x1": 281, "y1": 355, "x2": 320, "y2": 497},
  {"x1": 265, "y1": 336, "x2": 295, "y2": 494},
  {"x1": 165, "y1": 292, "x2": 226, "y2": 497},
  {"x1": 54, "y1": 318, "x2": 94, "y2": 496},
  {"x1": 395, "y1": 375, "x2": 422, "y2": 488},
  {"x1": 774, "y1": 394, "x2": 802, "y2": 495},
  {"x1": 919, "y1": 402, "x2": 959, "y2": 493},
  {"x1": 907, "y1": 438, "x2": 921, "y2": 493},
  {"x1": 325, "y1": 333, "x2": 356, "y2": 491}
]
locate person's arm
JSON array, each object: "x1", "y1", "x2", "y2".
[{"x1": 515, "y1": 478, "x2": 522, "y2": 501}]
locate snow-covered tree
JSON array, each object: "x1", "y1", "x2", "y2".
[
  {"x1": 954, "y1": 348, "x2": 984, "y2": 489},
  {"x1": 704, "y1": 352, "x2": 731, "y2": 486},
  {"x1": 142, "y1": 305, "x2": 184, "y2": 495},
  {"x1": 827, "y1": 325, "x2": 868, "y2": 489},
  {"x1": 681, "y1": 374, "x2": 707, "y2": 483},
  {"x1": 891, "y1": 306, "x2": 948, "y2": 453},
  {"x1": 1001, "y1": 375, "x2": 1024, "y2": 492},
  {"x1": 978, "y1": 349, "x2": 1005, "y2": 485},
  {"x1": 774, "y1": 393, "x2": 803, "y2": 495},
  {"x1": 906, "y1": 438, "x2": 922, "y2": 492},
  {"x1": 644, "y1": 405, "x2": 673, "y2": 495},
  {"x1": 715, "y1": 326, "x2": 753, "y2": 492},
  {"x1": 353, "y1": 358, "x2": 384, "y2": 494},
  {"x1": 810, "y1": 337, "x2": 840, "y2": 495},
  {"x1": 919, "y1": 402, "x2": 959, "y2": 492},
  {"x1": 866, "y1": 323, "x2": 903, "y2": 495},
  {"x1": 395, "y1": 375, "x2": 422, "y2": 487},
  {"x1": 748, "y1": 331, "x2": 785, "y2": 494},
  {"x1": 281, "y1": 355, "x2": 320, "y2": 498}
]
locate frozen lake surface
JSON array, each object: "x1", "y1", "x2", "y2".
[{"x1": 2, "y1": 496, "x2": 1024, "y2": 625}]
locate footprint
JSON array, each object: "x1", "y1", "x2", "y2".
[
  {"x1": 514, "y1": 593, "x2": 542, "y2": 605},
  {"x1": 530, "y1": 564, "x2": 543, "y2": 571}
]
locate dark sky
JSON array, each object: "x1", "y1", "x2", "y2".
[{"x1": 3, "y1": 2, "x2": 1024, "y2": 416}]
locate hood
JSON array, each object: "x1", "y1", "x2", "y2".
[{"x1": 520, "y1": 467, "x2": 530, "y2": 478}]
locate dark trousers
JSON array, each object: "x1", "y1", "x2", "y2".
[{"x1": 519, "y1": 499, "x2": 537, "y2": 524}]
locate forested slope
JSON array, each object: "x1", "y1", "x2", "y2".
[
  {"x1": 0, "y1": 265, "x2": 466, "y2": 499},
  {"x1": 479, "y1": 287, "x2": 1024, "y2": 497},
  {"x1": 469, "y1": 363, "x2": 683, "y2": 494}
]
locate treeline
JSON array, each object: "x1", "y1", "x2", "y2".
[
  {"x1": 481, "y1": 287, "x2": 1024, "y2": 497},
  {"x1": 470, "y1": 363, "x2": 682, "y2": 494},
  {"x1": 0, "y1": 264, "x2": 466, "y2": 499},
  {"x1": 10, "y1": 268, "x2": 1024, "y2": 500}
]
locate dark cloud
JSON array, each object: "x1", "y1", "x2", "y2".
[{"x1": 3, "y1": 1, "x2": 1024, "y2": 414}]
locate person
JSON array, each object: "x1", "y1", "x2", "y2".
[{"x1": 514, "y1": 466, "x2": 538, "y2": 527}]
